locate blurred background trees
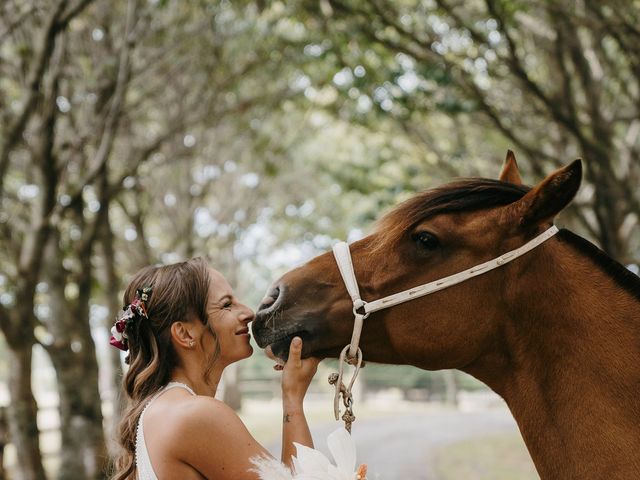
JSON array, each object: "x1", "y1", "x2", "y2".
[{"x1": 0, "y1": 0, "x2": 637, "y2": 478}]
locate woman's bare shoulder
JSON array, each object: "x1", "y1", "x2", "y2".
[
  {"x1": 148, "y1": 393, "x2": 243, "y2": 438},
  {"x1": 148, "y1": 393, "x2": 269, "y2": 478},
  {"x1": 141, "y1": 390, "x2": 269, "y2": 479},
  {"x1": 174, "y1": 395, "x2": 244, "y2": 431}
]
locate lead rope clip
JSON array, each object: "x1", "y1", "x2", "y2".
[{"x1": 328, "y1": 344, "x2": 363, "y2": 433}]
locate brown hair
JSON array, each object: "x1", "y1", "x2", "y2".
[{"x1": 112, "y1": 257, "x2": 216, "y2": 480}]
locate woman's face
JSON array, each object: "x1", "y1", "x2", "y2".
[{"x1": 204, "y1": 268, "x2": 254, "y2": 365}]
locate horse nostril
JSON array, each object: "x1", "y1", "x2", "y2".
[
  {"x1": 258, "y1": 285, "x2": 281, "y2": 311},
  {"x1": 271, "y1": 286, "x2": 280, "y2": 299}
]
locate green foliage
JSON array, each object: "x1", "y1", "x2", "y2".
[{"x1": 284, "y1": 0, "x2": 640, "y2": 261}]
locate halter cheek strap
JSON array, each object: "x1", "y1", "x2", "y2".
[{"x1": 332, "y1": 242, "x2": 370, "y2": 359}]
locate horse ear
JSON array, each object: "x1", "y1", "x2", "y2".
[
  {"x1": 508, "y1": 159, "x2": 582, "y2": 227},
  {"x1": 498, "y1": 150, "x2": 522, "y2": 184}
]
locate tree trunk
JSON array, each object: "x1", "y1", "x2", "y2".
[
  {"x1": 0, "y1": 406, "x2": 7, "y2": 480},
  {"x1": 6, "y1": 345, "x2": 46, "y2": 480},
  {"x1": 571, "y1": 136, "x2": 629, "y2": 261},
  {"x1": 48, "y1": 346, "x2": 107, "y2": 480},
  {"x1": 43, "y1": 236, "x2": 107, "y2": 479},
  {"x1": 98, "y1": 211, "x2": 126, "y2": 453},
  {"x1": 60, "y1": 276, "x2": 107, "y2": 479},
  {"x1": 74, "y1": 258, "x2": 107, "y2": 480}
]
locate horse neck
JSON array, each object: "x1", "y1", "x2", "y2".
[{"x1": 468, "y1": 239, "x2": 640, "y2": 479}]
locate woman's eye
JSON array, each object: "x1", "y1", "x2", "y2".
[
  {"x1": 224, "y1": 302, "x2": 232, "y2": 309},
  {"x1": 414, "y1": 231, "x2": 440, "y2": 251}
]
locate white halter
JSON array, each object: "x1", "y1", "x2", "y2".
[{"x1": 332, "y1": 225, "x2": 559, "y2": 359}]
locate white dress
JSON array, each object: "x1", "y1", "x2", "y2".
[{"x1": 136, "y1": 382, "x2": 196, "y2": 480}]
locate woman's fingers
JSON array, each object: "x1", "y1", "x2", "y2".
[
  {"x1": 280, "y1": 337, "x2": 320, "y2": 401},
  {"x1": 288, "y1": 336, "x2": 303, "y2": 368}
]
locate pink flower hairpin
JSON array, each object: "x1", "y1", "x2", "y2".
[{"x1": 109, "y1": 286, "x2": 152, "y2": 351}]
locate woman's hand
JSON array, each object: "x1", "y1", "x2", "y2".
[
  {"x1": 281, "y1": 337, "x2": 320, "y2": 406},
  {"x1": 278, "y1": 337, "x2": 318, "y2": 465}
]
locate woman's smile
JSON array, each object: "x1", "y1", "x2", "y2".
[{"x1": 235, "y1": 326, "x2": 251, "y2": 340}]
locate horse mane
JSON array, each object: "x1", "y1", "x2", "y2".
[
  {"x1": 373, "y1": 178, "x2": 530, "y2": 251},
  {"x1": 372, "y1": 178, "x2": 640, "y2": 300},
  {"x1": 557, "y1": 229, "x2": 640, "y2": 302}
]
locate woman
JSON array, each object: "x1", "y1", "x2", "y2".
[{"x1": 111, "y1": 257, "x2": 319, "y2": 479}]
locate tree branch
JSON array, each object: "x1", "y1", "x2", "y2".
[
  {"x1": 17, "y1": 43, "x2": 63, "y2": 283},
  {"x1": 74, "y1": 0, "x2": 138, "y2": 195},
  {"x1": 56, "y1": 0, "x2": 139, "y2": 215},
  {"x1": 59, "y1": 0, "x2": 95, "y2": 25},
  {"x1": 0, "y1": 0, "x2": 68, "y2": 198},
  {"x1": 0, "y1": 4, "x2": 38, "y2": 43},
  {"x1": 483, "y1": 0, "x2": 590, "y2": 146},
  {"x1": 0, "y1": 0, "x2": 96, "y2": 199}
]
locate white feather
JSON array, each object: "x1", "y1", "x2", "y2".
[
  {"x1": 294, "y1": 472, "x2": 334, "y2": 480},
  {"x1": 327, "y1": 428, "x2": 356, "y2": 475},
  {"x1": 251, "y1": 427, "x2": 368, "y2": 480},
  {"x1": 293, "y1": 442, "x2": 332, "y2": 473},
  {"x1": 250, "y1": 455, "x2": 294, "y2": 480}
]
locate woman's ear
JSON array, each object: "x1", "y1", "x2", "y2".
[
  {"x1": 171, "y1": 321, "x2": 196, "y2": 350},
  {"x1": 507, "y1": 159, "x2": 582, "y2": 228}
]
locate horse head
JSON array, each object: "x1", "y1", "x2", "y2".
[
  {"x1": 252, "y1": 152, "x2": 582, "y2": 371},
  {"x1": 253, "y1": 152, "x2": 640, "y2": 479}
]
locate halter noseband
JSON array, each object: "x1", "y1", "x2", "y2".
[{"x1": 332, "y1": 225, "x2": 559, "y2": 359}]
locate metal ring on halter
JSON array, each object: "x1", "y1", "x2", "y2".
[
  {"x1": 347, "y1": 309, "x2": 368, "y2": 361},
  {"x1": 352, "y1": 304, "x2": 370, "y2": 319}
]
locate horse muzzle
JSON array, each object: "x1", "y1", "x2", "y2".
[
  {"x1": 253, "y1": 282, "x2": 303, "y2": 357},
  {"x1": 253, "y1": 273, "x2": 353, "y2": 360}
]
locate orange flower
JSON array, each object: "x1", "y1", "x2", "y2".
[{"x1": 356, "y1": 464, "x2": 367, "y2": 480}]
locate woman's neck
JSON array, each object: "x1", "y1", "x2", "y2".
[{"x1": 170, "y1": 364, "x2": 224, "y2": 397}]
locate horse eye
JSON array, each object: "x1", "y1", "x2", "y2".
[{"x1": 414, "y1": 231, "x2": 440, "y2": 250}]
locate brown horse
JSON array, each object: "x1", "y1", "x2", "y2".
[{"x1": 252, "y1": 152, "x2": 640, "y2": 479}]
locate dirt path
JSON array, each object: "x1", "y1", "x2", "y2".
[{"x1": 267, "y1": 408, "x2": 523, "y2": 479}]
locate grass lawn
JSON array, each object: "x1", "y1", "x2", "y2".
[{"x1": 432, "y1": 432, "x2": 540, "y2": 480}]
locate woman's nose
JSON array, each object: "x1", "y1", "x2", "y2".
[{"x1": 240, "y1": 304, "x2": 255, "y2": 323}]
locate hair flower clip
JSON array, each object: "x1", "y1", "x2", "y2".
[{"x1": 110, "y1": 286, "x2": 153, "y2": 351}]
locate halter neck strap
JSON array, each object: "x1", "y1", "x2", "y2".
[{"x1": 364, "y1": 225, "x2": 560, "y2": 313}]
